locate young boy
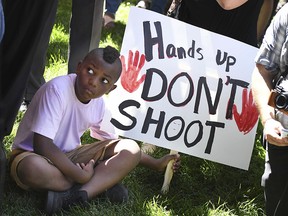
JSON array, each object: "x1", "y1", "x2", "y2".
[{"x1": 9, "y1": 46, "x2": 179, "y2": 215}]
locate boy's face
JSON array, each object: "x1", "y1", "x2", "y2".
[{"x1": 75, "y1": 53, "x2": 121, "y2": 103}]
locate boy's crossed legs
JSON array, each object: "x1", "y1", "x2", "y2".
[{"x1": 10, "y1": 139, "x2": 141, "y2": 214}]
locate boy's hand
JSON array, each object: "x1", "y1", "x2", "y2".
[
  {"x1": 157, "y1": 153, "x2": 181, "y2": 172},
  {"x1": 76, "y1": 159, "x2": 95, "y2": 183},
  {"x1": 161, "y1": 151, "x2": 180, "y2": 194}
]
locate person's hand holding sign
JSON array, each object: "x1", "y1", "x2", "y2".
[
  {"x1": 120, "y1": 50, "x2": 146, "y2": 93},
  {"x1": 233, "y1": 88, "x2": 259, "y2": 134}
]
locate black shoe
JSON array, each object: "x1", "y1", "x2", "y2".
[
  {"x1": 105, "y1": 183, "x2": 129, "y2": 204},
  {"x1": 45, "y1": 187, "x2": 88, "y2": 215}
]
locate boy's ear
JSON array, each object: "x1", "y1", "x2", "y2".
[
  {"x1": 75, "y1": 61, "x2": 83, "y2": 74},
  {"x1": 106, "y1": 85, "x2": 117, "y2": 94}
]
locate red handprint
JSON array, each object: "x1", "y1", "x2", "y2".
[
  {"x1": 232, "y1": 88, "x2": 259, "y2": 135},
  {"x1": 120, "y1": 50, "x2": 146, "y2": 93}
]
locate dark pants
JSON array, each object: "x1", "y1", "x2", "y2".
[
  {"x1": 23, "y1": 1, "x2": 58, "y2": 102},
  {"x1": 0, "y1": 0, "x2": 104, "y2": 206},
  {"x1": 0, "y1": 0, "x2": 58, "y2": 207},
  {"x1": 68, "y1": 0, "x2": 104, "y2": 73},
  {"x1": 23, "y1": 0, "x2": 104, "y2": 96},
  {"x1": 263, "y1": 143, "x2": 288, "y2": 216},
  {"x1": 0, "y1": 0, "x2": 58, "y2": 141}
]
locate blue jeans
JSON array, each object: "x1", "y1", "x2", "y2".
[
  {"x1": 105, "y1": 0, "x2": 122, "y2": 16},
  {"x1": 0, "y1": 0, "x2": 4, "y2": 42},
  {"x1": 105, "y1": 0, "x2": 170, "y2": 16},
  {"x1": 150, "y1": 0, "x2": 169, "y2": 14}
]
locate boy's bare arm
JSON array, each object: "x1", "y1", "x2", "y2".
[
  {"x1": 33, "y1": 133, "x2": 94, "y2": 184},
  {"x1": 140, "y1": 152, "x2": 180, "y2": 172}
]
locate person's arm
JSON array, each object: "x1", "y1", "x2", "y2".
[
  {"x1": 257, "y1": 0, "x2": 274, "y2": 42},
  {"x1": 251, "y1": 63, "x2": 288, "y2": 146},
  {"x1": 252, "y1": 63, "x2": 275, "y2": 124},
  {"x1": 33, "y1": 133, "x2": 95, "y2": 184}
]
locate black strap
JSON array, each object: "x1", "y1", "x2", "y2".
[{"x1": 272, "y1": 66, "x2": 288, "y2": 89}]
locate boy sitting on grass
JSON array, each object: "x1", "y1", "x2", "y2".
[{"x1": 9, "y1": 46, "x2": 180, "y2": 215}]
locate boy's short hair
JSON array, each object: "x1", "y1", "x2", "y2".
[{"x1": 103, "y1": 46, "x2": 120, "y2": 64}]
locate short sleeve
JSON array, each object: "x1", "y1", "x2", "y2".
[
  {"x1": 31, "y1": 85, "x2": 64, "y2": 140},
  {"x1": 255, "y1": 4, "x2": 288, "y2": 73}
]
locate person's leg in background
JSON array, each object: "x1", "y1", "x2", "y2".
[
  {"x1": 262, "y1": 144, "x2": 288, "y2": 215},
  {"x1": 136, "y1": 0, "x2": 170, "y2": 14},
  {"x1": 150, "y1": 0, "x2": 169, "y2": 14},
  {"x1": 0, "y1": 0, "x2": 5, "y2": 207},
  {"x1": 0, "y1": 0, "x2": 4, "y2": 42},
  {"x1": 103, "y1": 0, "x2": 122, "y2": 29},
  {"x1": 21, "y1": 1, "x2": 58, "y2": 108},
  {"x1": 0, "y1": 0, "x2": 58, "y2": 206},
  {"x1": 68, "y1": 0, "x2": 104, "y2": 73}
]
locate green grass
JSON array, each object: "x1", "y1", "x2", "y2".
[{"x1": 2, "y1": 1, "x2": 267, "y2": 215}]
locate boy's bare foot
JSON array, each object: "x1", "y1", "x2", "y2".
[{"x1": 156, "y1": 153, "x2": 180, "y2": 172}]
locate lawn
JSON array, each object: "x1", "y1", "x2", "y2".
[{"x1": 2, "y1": 1, "x2": 267, "y2": 215}]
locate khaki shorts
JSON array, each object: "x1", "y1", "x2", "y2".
[{"x1": 9, "y1": 139, "x2": 120, "y2": 190}]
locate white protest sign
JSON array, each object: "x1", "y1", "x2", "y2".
[{"x1": 102, "y1": 7, "x2": 259, "y2": 170}]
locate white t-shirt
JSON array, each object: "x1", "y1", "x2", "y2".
[{"x1": 13, "y1": 74, "x2": 117, "y2": 152}]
